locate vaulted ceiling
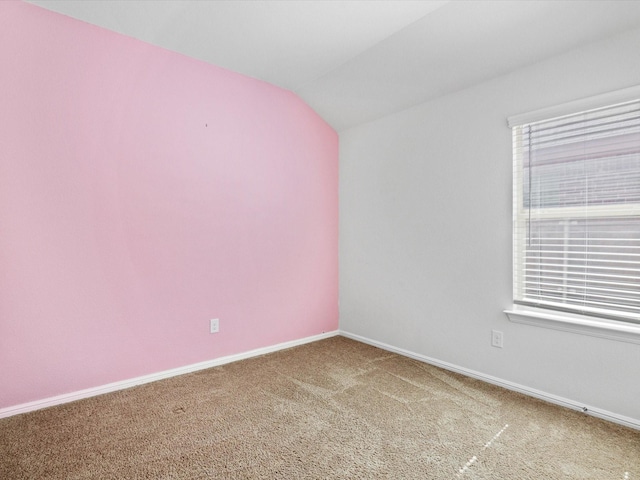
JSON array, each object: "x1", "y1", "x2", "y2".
[{"x1": 25, "y1": 0, "x2": 640, "y2": 131}]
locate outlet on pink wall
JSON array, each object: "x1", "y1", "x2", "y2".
[{"x1": 0, "y1": 1, "x2": 338, "y2": 409}]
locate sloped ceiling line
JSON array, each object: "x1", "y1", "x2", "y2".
[{"x1": 24, "y1": 0, "x2": 640, "y2": 131}]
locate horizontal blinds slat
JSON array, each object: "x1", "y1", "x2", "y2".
[
  {"x1": 523, "y1": 282, "x2": 640, "y2": 292},
  {"x1": 523, "y1": 293, "x2": 640, "y2": 309},
  {"x1": 524, "y1": 291, "x2": 640, "y2": 304},
  {"x1": 523, "y1": 294, "x2": 640, "y2": 308},
  {"x1": 522, "y1": 282, "x2": 640, "y2": 298},
  {"x1": 524, "y1": 261, "x2": 640, "y2": 268},
  {"x1": 517, "y1": 296, "x2": 640, "y2": 311},
  {"x1": 522, "y1": 262, "x2": 640, "y2": 273},
  {"x1": 525, "y1": 102, "x2": 640, "y2": 132},
  {"x1": 514, "y1": 300, "x2": 640, "y2": 323},
  {"x1": 527, "y1": 119, "x2": 640, "y2": 140},
  {"x1": 519, "y1": 101, "x2": 640, "y2": 133},
  {"x1": 520, "y1": 250, "x2": 640, "y2": 258},
  {"x1": 520, "y1": 239, "x2": 640, "y2": 243},
  {"x1": 522, "y1": 301, "x2": 640, "y2": 316},
  {"x1": 528, "y1": 112, "x2": 640, "y2": 140},
  {"x1": 521, "y1": 279, "x2": 639, "y2": 290},
  {"x1": 528, "y1": 124, "x2": 640, "y2": 145},
  {"x1": 523, "y1": 285, "x2": 640, "y2": 298},
  {"x1": 522, "y1": 276, "x2": 639, "y2": 289},
  {"x1": 525, "y1": 250, "x2": 640, "y2": 257},
  {"x1": 516, "y1": 268, "x2": 638, "y2": 282},
  {"x1": 507, "y1": 85, "x2": 640, "y2": 127}
]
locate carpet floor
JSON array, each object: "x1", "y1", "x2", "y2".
[{"x1": 1, "y1": 336, "x2": 638, "y2": 479}]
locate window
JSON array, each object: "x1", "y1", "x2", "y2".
[{"x1": 510, "y1": 96, "x2": 640, "y2": 325}]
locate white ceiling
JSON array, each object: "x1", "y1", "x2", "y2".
[{"x1": 24, "y1": 0, "x2": 640, "y2": 131}]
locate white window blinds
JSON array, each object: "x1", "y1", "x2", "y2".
[{"x1": 511, "y1": 99, "x2": 640, "y2": 323}]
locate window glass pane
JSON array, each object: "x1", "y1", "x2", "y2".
[{"x1": 513, "y1": 100, "x2": 640, "y2": 323}]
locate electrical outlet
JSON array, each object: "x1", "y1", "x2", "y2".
[
  {"x1": 491, "y1": 330, "x2": 503, "y2": 348},
  {"x1": 210, "y1": 318, "x2": 219, "y2": 334}
]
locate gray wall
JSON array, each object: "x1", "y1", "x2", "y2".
[{"x1": 339, "y1": 27, "x2": 640, "y2": 422}]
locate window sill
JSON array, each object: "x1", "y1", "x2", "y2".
[{"x1": 504, "y1": 306, "x2": 640, "y2": 345}]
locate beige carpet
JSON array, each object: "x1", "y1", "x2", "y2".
[{"x1": 1, "y1": 336, "x2": 638, "y2": 479}]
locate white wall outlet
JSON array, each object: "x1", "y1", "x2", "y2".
[
  {"x1": 210, "y1": 318, "x2": 219, "y2": 334},
  {"x1": 491, "y1": 330, "x2": 503, "y2": 348}
]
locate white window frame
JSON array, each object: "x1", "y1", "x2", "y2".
[{"x1": 504, "y1": 85, "x2": 640, "y2": 344}]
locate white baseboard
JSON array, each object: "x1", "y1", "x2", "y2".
[
  {"x1": 339, "y1": 330, "x2": 640, "y2": 431},
  {"x1": 5, "y1": 329, "x2": 637, "y2": 431},
  {"x1": 0, "y1": 330, "x2": 339, "y2": 419}
]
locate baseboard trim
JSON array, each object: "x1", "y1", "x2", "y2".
[
  {"x1": 339, "y1": 330, "x2": 640, "y2": 431},
  {"x1": 0, "y1": 330, "x2": 340, "y2": 419}
]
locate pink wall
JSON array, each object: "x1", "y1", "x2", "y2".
[{"x1": 0, "y1": 1, "x2": 338, "y2": 409}]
